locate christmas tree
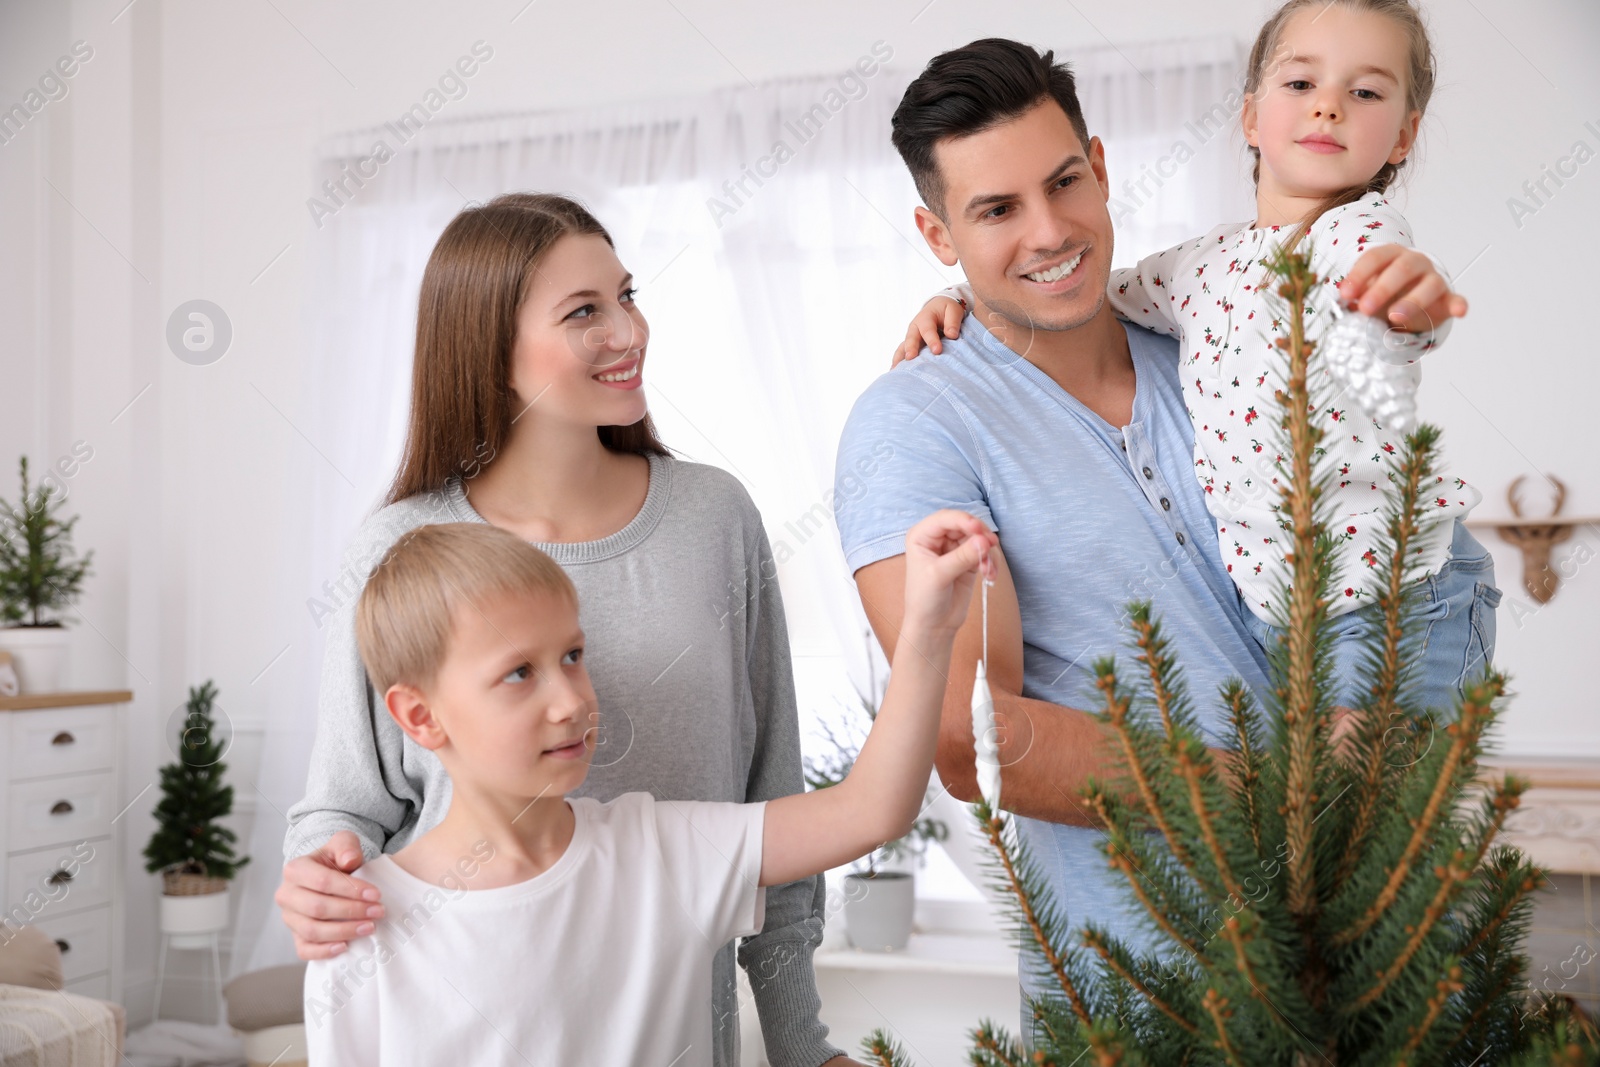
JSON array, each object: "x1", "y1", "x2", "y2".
[
  {"x1": 144, "y1": 681, "x2": 250, "y2": 884},
  {"x1": 866, "y1": 249, "x2": 1597, "y2": 1065},
  {"x1": 0, "y1": 456, "x2": 93, "y2": 627}
]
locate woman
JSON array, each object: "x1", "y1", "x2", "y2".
[{"x1": 277, "y1": 193, "x2": 858, "y2": 1067}]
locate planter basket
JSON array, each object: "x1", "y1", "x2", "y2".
[{"x1": 162, "y1": 871, "x2": 229, "y2": 896}]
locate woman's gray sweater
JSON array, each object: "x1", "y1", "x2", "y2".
[{"x1": 285, "y1": 452, "x2": 840, "y2": 1067}]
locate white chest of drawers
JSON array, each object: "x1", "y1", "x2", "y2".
[{"x1": 0, "y1": 691, "x2": 129, "y2": 1002}]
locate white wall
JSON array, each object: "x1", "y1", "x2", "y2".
[{"x1": 1, "y1": 0, "x2": 1596, "y2": 1026}]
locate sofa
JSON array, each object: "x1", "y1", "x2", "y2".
[{"x1": 0, "y1": 925, "x2": 124, "y2": 1067}]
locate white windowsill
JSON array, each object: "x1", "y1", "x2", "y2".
[{"x1": 814, "y1": 930, "x2": 1018, "y2": 978}]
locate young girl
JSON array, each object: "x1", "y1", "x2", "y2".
[
  {"x1": 276, "y1": 194, "x2": 857, "y2": 1067},
  {"x1": 895, "y1": 0, "x2": 1499, "y2": 713}
]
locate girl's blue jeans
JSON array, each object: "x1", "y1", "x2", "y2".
[{"x1": 1245, "y1": 518, "x2": 1503, "y2": 715}]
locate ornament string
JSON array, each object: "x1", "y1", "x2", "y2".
[{"x1": 981, "y1": 565, "x2": 989, "y2": 671}]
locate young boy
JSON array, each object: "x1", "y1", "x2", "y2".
[{"x1": 303, "y1": 511, "x2": 996, "y2": 1065}]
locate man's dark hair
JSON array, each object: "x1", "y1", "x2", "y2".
[{"x1": 890, "y1": 38, "x2": 1092, "y2": 220}]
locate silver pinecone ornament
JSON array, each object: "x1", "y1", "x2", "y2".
[{"x1": 1319, "y1": 308, "x2": 1422, "y2": 434}]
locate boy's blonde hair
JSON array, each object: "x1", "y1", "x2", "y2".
[{"x1": 354, "y1": 523, "x2": 576, "y2": 695}]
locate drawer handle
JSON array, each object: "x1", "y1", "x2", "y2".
[
  {"x1": 47, "y1": 868, "x2": 74, "y2": 886},
  {"x1": 53, "y1": 939, "x2": 70, "y2": 954},
  {"x1": 50, "y1": 800, "x2": 73, "y2": 816},
  {"x1": 51, "y1": 731, "x2": 75, "y2": 746}
]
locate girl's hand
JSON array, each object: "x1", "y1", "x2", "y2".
[
  {"x1": 902, "y1": 510, "x2": 998, "y2": 640},
  {"x1": 892, "y1": 295, "x2": 969, "y2": 368},
  {"x1": 1337, "y1": 245, "x2": 1468, "y2": 334}
]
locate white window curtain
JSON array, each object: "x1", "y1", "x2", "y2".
[{"x1": 234, "y1": 35, "x2": 1251, "y2": 974}]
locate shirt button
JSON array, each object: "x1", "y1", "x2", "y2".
[
  {"x1": 1176, "y1": 531, "x2": 1187, "y2": 545},
  {"x1": 1142, "y1": 466, "x2": 1154, "y2": 479},
  {"x1": 1160, "y1": 497, "x2": 1171, "y2": 510}
]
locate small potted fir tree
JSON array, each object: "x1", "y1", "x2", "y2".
[
  {"x1": 144, "y1": 681, "x2": 249, "y2": 943},
  {"x1": 806, "y1": 638, "x2": 949, "y2": 952},
  {"x1": 0, "y1": 457, "x2": 93, "y2": 692},
  {"x1": 863, "y1": 247, "x2": 1600, "y2": 1064}
]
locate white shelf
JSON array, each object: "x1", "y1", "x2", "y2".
[{"x1": 1464, "y1": 517, "x2": 1600, "y2": 529}]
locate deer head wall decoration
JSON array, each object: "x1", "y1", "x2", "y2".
[{"x1": 1497, "y1": 475, "x2": 1574, "y2": 604}]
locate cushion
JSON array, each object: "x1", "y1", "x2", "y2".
[
  {"x1": 224, "y1": 962, "x2": 308, "y2": 1031},
  {"x1": 0, "y1": 924, "x2": 64, "y2": 991}
]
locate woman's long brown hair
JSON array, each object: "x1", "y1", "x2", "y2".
[{"x1": 383, "y1": 192, "x2": 670, "y2": 508}]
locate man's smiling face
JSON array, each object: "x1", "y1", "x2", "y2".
[{"x1": 915, "y1": 98, "x2": 1115, "y2": 342}]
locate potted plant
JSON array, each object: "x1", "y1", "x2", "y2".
[
  {"x1": 805, "y1": 637, "x2": 949, "y2": 952},
  {"x1": 144, "y1": 681, "x2": 249, "y2": 945},
  {"x1": 0, "y1": 457, "x2": 93, "y2": 692}
]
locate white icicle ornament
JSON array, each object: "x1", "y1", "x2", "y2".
[
  {"x1": 971, "y1": 659, "x2": 1001, "y2": 811},
  {"x1": 971, "y1": 572, "x2": 1002, "y2": 813}
]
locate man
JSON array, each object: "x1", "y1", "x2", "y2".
[{"x1": 831, "y1": 38, "x2": 1462, "y2": 1037}]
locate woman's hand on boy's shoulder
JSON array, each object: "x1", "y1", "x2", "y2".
[
  {"x1": 892, "y1": 294, "x2": 969, "y2": 368},
  {"x1": 276, "y1": 830, "x2": 386, "y2": 960}
]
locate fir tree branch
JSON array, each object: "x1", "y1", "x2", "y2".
[
  {"x1": 1089, "y1": 791, "x2": 1206, "y2": 958},
  {"x1": 977, "y1": 804, "x2": 1093, "y2": 1025},
  {"x1": 1335, "y1": 675, "x2": 1503, "y2": 947},
  {"x1": 1031, "y1": 1005, "x2": 1064, "y2": 1051},
  {"x1": 1390, "y1": 965, "x2": 1465, "y2": 1066},
  {"x1": 1213, "y1": 910, "x2": 1320, "y2": 1047},
  {"x1": 1265, "y1": 247, "x2": 1338, "y2": 1020},
  {"x1": 1223, "y1": 681, "x2": 1266, "y2": 856},
  {"x1": 1459, "y1": 859, "x2": 1546, "y2": 959},
  {"x1": 1347, "y1": 854, "x2": 1470, "y2": 1010},
  {"x1": 1441, "y1": 847, "x2": 1544, "y2": 1059},
  {"x1": 1201, "y1": 988, "x2": 1244, "y2": 1067},
  {"x1": 1262, "y1": 248, "x2": 1334, "y2": 932},
  {"x1": 972, "y1": 1027, "x2": 1030, "y2": 1067},
  {"x1": 1176, "y1": 740, "x2": 1247, "y2": 905},
  {"x1": 861, "y1": 1031, "x2": 911, "y2": 1067},
  {"x1": 1082, "y1": 927, "x2": 1199, "y2": 1036},
  {"x1": 1219, "y1": 916, "x2": 1267, "y2": 1012},
  {"x1": 1438, "y1": 958, "x2": 1526, "y2": 1063},
  {"x1": 1334, "y1": 430, "x2": 1435, "y2": 891},
  {"x1": 1463, "y1": 777, "x2": 1529, "y2": 876},
  {"x1": 1129, "y1": 608, "x2": 1183, "y2": 740},
  {"x1": 1504, "y1": 1021, "x2": 1600, "y2": 1067},
  {"x1": 1082, "y1": 1019, "x2": 1155, "y2": 1067},
  {"x1": 1095, "y1": 663, "x2": 1198, "y2": 878}
]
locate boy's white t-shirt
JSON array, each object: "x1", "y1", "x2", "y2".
[{"x1": 303, "y1": 793, "x2": 767, "y2": 1066}]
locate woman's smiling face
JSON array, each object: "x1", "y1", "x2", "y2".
[{"x1": 509, "y1": 232, "x2": 651, "y2": 431}]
